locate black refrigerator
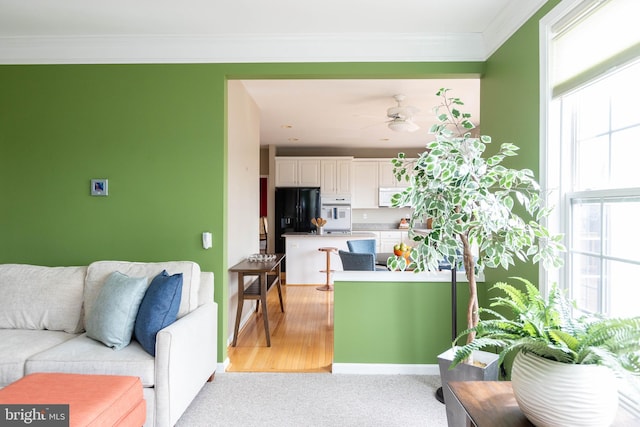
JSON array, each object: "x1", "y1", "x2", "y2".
[{"x1": 275, "y1": 187, "x2": 321, "y2": 270}]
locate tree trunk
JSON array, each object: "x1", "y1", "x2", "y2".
[{"x1": 459, "y1": 233, "x2": 478, "y2": 345}]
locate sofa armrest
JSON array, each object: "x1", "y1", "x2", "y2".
[
  {"x1": 199, "y1": 271, "x2": 214, "y2": 306},
  {"x1": 154, "y1": 301, "x2": 217, "y2": 427}
]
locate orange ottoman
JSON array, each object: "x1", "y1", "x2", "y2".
[{"x1": 0, "y1": 373, "x2": 145, "y2": 427}]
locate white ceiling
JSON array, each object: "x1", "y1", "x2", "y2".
[
  {"x1": 0, "y1": 0, "x2": 545, "y2": 148},
  {"x1": 241, "y1": 79, "x2": 481, "y2": 148}
]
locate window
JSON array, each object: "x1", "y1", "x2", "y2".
[
  {"x1": 542, "y1": 0, "x2": 640, "y2": 416},
  {"x1": 553, "y1": 61, "x2": 640, "y2": 317},
  {"x1": 544, "y1": 0, "x2": 640, "y2": 314}
]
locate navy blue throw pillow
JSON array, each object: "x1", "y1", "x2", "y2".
[{"x1": 134, "y1": 270, "x2": 183, "y2": 356}]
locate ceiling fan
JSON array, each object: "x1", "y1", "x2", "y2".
[{"x1": 386, "y1": 94, "x2": 420, "y2": 132}]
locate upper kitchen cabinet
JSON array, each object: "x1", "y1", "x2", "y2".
[
  {"x1": 352, "y1": 160, "x2": 379, "y2": 208},
  {"x1": 378, "y1": 159, "x2": 411, "y2": 187},
  {"x1": 275, "y1": 157, "x2": 321, "y2": 187},
  {"x1": 321, "y1": 158, "x2": 352, "y2": 196}
]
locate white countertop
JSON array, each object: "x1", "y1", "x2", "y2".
[
  {"x1": 283, "y1": 232, "x2": 377, "y2": 238},
  {"x1": 333, "y1": 270, "x2": 476, "y2": 283}
]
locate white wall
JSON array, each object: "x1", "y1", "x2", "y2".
[{"x1": 227, "y1": 80, "x2": 261, "y2": 343}]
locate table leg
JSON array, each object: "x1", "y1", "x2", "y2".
[
  {"x1": 275, "y1": 265, "x2": 284, "y2": 312},
  {"x1": 232, "y1": 272, "x2": 245, "y2": 347},
  {"x1": 260, "y1": 272, "x2": 271, "y2": 347}
]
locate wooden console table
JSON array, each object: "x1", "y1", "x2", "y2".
[
  {"x1": 229, "y1": 253, "x2": 285, "y2": 347},
  {"x1": 448, "y1": 381, "x2": 533, "y2": 427}
]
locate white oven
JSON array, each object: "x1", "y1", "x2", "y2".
[{"x1": 321, "y1": 196, "x2": 352, "y2": 232}]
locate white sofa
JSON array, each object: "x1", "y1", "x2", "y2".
[{"x1": 0, "y1": 260, "x2": 217, "y2": 427}]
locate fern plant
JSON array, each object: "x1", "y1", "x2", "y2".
[{"x1": 450, "y1": 277, "x2": 640, "y2": 378}]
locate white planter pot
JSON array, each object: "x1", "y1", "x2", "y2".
[{"x1": 511, "y1": 351, "x2": 619, "y2": 427}]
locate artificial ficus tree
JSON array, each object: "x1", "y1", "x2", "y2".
[{"x1": 389, "y1": 88, "x2": 564, "y2": 344}]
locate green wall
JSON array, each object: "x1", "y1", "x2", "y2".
[
  {"x1": 0, "y1": 61, "x2": 484, "y2": 364},
  {"x1": 479, "y1": 0, "x2": 561, "y2": 307},
  {"x1": 0, "y1": 63, "x2": 229, "y2": 358},
  {"x1": 334, "y1": 279, "x2": 470, "y2": 364},
  {"x1": 1, "y1": 64, "x2": 225, "y2": 267}
]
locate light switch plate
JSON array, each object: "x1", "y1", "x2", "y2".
[{"x1": 202, "y1": 232, "x2": 212, "y2": 249}]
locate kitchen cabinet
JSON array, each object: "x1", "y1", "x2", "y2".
[
  {"x1": 380, "y1": 230, "x2": 403, "y2": 252},
  {"x1": 379, "y1": 230, "x2": 413, "y2": 252},
  {"x1": 352, "y1": 160, "x2": 379, "y2": 208},
  {"x1": 352, "y1": 158, "x2": 414, "y2": 208},
  {"x1": 379, "y1": 158, "x2": 413, "y2": 187},
  {"x1": 365, "y1": 231, "x2": 382, "y2": 252},
  {"x1": 275, "y1": 157, "x2": 321, "y2": 187},
  {"x1": 321, "y1": 158, "x2": 352, "y2": 195},
  {"x1": 378, "y1": 160, "x2": 401, "y2": 187},
  {"x1": 356, "y1": 229, "x2": 412, "y2": 252}
]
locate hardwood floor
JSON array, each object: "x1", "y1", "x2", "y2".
[{"x1": 226, "y1": 284, "x2": 334, "y2": 373}]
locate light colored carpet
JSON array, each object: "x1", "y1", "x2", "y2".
[{"x1": 176, "y1": 373, "x2": 448, "y2": 427}]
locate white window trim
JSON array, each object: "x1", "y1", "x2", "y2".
[
  {"x1": 538, "y1": 0, "x2": 581, "y2": 295},
  {"x1": 540, "y1": 0, "x2": 640, "y2": 418}
]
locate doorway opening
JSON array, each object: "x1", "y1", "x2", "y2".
[{"x1": 226, "y1": 77, "x2": 480, "y2": 372}]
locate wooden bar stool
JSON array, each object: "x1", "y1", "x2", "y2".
[{"x1": 317, "y1": 246, "x2": 338, "y2": 291}]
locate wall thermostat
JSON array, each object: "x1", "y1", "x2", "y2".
[{"x1": 91, "y1": 179, "x2": 108, "y2": 196}]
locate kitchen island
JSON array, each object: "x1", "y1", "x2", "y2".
[{"x1": 283, "y1": 232, "x2": 377, "y2": 284}]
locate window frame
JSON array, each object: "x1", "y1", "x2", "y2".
[
  {"x1": 540, "y1": 0, "x2": 640, "y2": 417},
  {"x1": 540, "y1": 0, "x2": 640, "y2": 299}
]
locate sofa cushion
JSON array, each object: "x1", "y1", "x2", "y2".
[
  {"x1": 85, "y1": 261, "x2": 200, "y2": 324},
  {"x1": 0, "y1": 264, "x2": 86, "y2": 333},
  {"x1": 25, "y1": 334, "x2": 155, "y2": 387},
  {"x1": 85, "y1": 271, "x2": 148, "y2": 350},
  {"x1": 0, "y1": 330, "x2": 78, "y2": 387},
  {"x1": 134, "y1": 270, "x2": 183, "y2": 356}
]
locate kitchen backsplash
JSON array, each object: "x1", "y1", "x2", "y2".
[{"x1": 352, "y1": 207, "x2": 413, "y2": 230}]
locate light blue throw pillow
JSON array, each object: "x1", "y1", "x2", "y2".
[
  {"x1": 86, "y1": 271, "x2": 149, "y2": 350},
  {"x1": 134, "y1": 270, "x2": 183, "y2": 356}
]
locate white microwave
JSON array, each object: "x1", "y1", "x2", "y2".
[{"x1": 378, "y1": 187, "x2": 408, "y2": 207}]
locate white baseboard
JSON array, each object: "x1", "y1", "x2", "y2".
[
  {"x1": 331, "y1": 363, "x2": 440, "y2": 375},
  {"x1": 218, "y1": 358, "x2": 230, "y2": 373},
  {"x1": 218, "y1": 361, "x2": 440, "y2": 375}
]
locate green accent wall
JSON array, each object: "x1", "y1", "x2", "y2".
[
  {"x1": 0, "y1": 61, "x2": 484, "y2": 364},
  {"x1": 334, "y1": 279, "x2": 471, "y2": 364},
  {"x1": 478, "y1": 0, "x2": 561, "y2": 307},
  {"x1": 1, "y1": 64, "x2": 226, "y2": 266},
  {"x1": 0, "y1": 63, "x2": 230, "y2": 358}
]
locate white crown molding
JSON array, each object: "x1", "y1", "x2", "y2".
[
  {"x1": 482, "y1": 0, "x2": 547, "y2": 58},
  {"x1": 0, "y1": 32, "x2": 487, "y2": 65}
]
